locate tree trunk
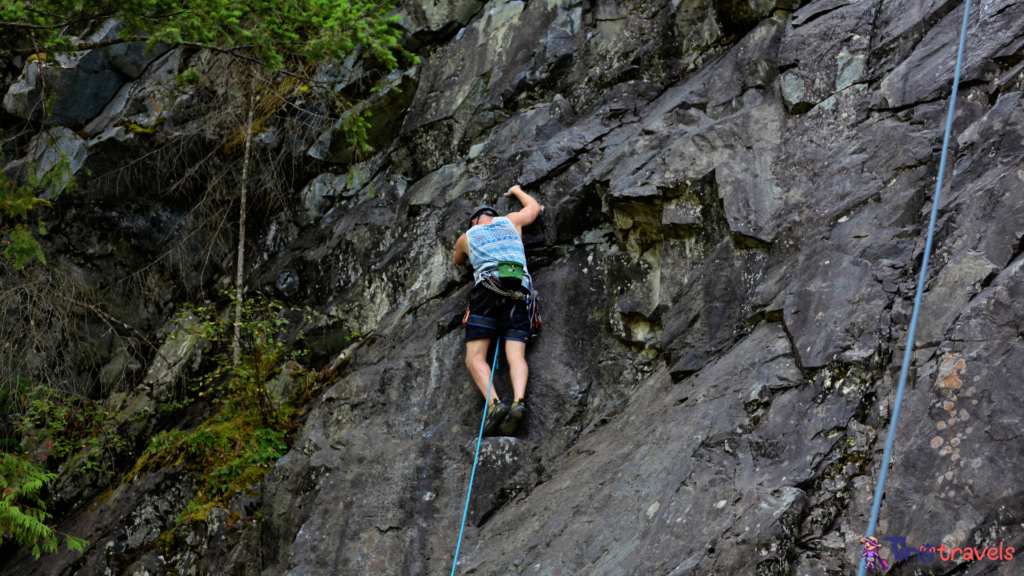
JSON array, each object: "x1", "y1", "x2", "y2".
[{"x1": 233, "y1": 78, "x2": 257, "y2": 367}]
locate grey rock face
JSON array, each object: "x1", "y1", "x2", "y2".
[
  {"x1": 3, "y1": 127, "x2": 88, "y2": 197},
  {"x1": 2, "y1": 38, "x2": 169, "y2": 127},
  {"x1": 914, "y1": 250, "x2": 997, "y2": 347},
  {"x1": 3, "y1": 55, "x2": 121, "y2": 126},
  {"x1": 397, "y1": 0, "x2": 487, "y2": 42},
  {"x1": 784, "y1": 251, "x2": 889, "y2": 369},
  {"x1": 778, "y1": 0, "x2": 874, "y2": 113},
  {"x1": 877, "y1": 0, "x2": 1024, "y2": 109},
  {"x1": 46, "y1": 314, "x2": 204, "y2": 514},
  {"x1": 85, "y1": 48, "x2": 183, "y2": 142},
  {"x1": 321, "y1": 67, "x2": 420, "y2": 163},
  {"x1": 5, "y1": 0, "x2": 1024, "y2": 575}
]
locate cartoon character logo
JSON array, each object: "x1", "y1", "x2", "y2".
[{"x1": 861, "y1": 536, "x2": 889, "y2": 571}]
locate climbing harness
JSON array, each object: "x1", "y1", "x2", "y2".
[
  {"x1": 450, "y1": 337, "x2": 502, "y2": 576},
  {"x1": 856, "y1": 1, "x2": 973, "y2": 575},
  {"x1": 462, "y1": 275, "x2": 543, "y2": 339}
]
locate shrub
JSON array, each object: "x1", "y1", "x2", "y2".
[{"x1": 135, "y1": 293, "x2": 321, "y2": 522}]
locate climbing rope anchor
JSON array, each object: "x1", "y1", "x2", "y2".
[{"x1": 857, "y1": 1, "x2": 973, "y2": 575}]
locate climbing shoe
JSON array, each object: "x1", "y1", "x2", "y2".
[
  {"x1": 498, "y1": 400, "x2": 526, "y2": 436},
  {"x1": 482, "y1": 401, "x2": 508, "y2": 436}
]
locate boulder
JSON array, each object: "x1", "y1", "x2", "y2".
[
  {"x1": 2, "y1": 127, "x2": 87, "y2": 197},
  {"x1": 4, "y1": 52, "x2": 137, "y2": 128},
  {"x1": 85, "y1": 48, "x2": 183, "y2": 142},
  {"x1": 2, "y1": 19, "x2": 170, "y2": 127}
]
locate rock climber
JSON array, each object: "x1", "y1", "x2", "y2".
[{"x1": 453, "y1": 185, "x2": 541, "y2": 436}]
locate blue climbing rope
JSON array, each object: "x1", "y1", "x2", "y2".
[
  {"x1": 857, "y1": 1, "x2": 973, "y2": 574},
  {"x1": 450, "y1": 337, "x2": 501, "y2": 576}
]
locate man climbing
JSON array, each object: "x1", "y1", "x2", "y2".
[{"x1": 453, "y1": 185, "x2": 541, "y2": 436}]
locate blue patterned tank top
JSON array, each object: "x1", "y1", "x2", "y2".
[{"x1": 466, "y1": 216, "x2": 532, "y2": 289}]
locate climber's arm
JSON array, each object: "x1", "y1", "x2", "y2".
[
  {"x1": 504, "y1": 185, "x2": 541, "y2": 236},
  {"x1": 453, "y1": 233, "x2": 470, "y2": 266}
]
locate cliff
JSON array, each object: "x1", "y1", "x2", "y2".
[{"x1": 2, "y1": 0, "x2": 1024, "y2": 574}]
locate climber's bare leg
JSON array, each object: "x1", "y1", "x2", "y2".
[
  {"x1": 466, "y1": 339, "x2": 499, "y2": 403},
  {"x1": 505, "y1": 339, "x2": 528, "y2": 401}
]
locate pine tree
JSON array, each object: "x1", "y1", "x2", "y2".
[{"x1": 0, "y1": 0, "x2": 406, "y2": 71}]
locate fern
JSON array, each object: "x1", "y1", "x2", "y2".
[{"x1": 0, "y1": 453, "x2": 88, "y2": 559}]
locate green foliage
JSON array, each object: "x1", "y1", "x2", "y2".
[
  {"x1": 0, "y1": 0, "x2": 409, "y2": 72},
  {"x1": 339, "y1": 109, "x2": 375, "y2": 153},
  {"x1": 17, "y1": 390, "x2": 133, "y2": 475},
  {"x1": 136, "y1": 294, "x2": 323, "y2": 523},
  {"x1": 180, "y1": 293, "x2": 320, "y2": 424},
  {"x1": 175, "y1": 67, "x2": 204, "y2": 87},
  {"x1": 0, "y1": 379, "x2": 109, "y2": 559},
  {"x1": 143, "y1": 418, "x2": 288, "y2": 523},
  {"x1": 0, "y1": 453, "x2": 88, "y2": 559},
  {"x1": 0, "y1": 136, "x2": 78, "y2": 270},
  {"x1": 3, "y1": 224, "x2": 47, "y2": 269}
]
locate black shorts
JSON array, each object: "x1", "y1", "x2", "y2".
[{"x1": 465, "y1": 284, "x2": 532, "y2": 343}]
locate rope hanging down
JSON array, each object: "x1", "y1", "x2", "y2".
[
  {"x1": 857, "y1": 1, "x2": 973, "y2": 575},
  {"x1": 450, "y1": 337, "x2": 502, "y2": 576}
]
